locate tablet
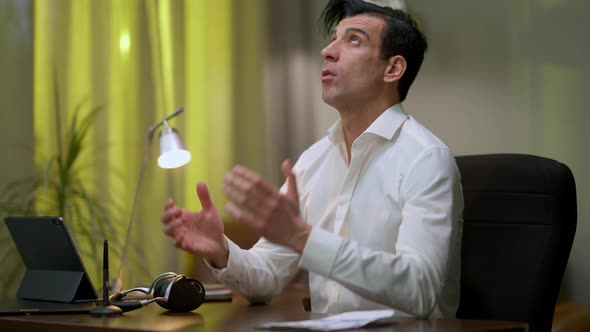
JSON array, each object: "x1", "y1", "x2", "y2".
[{"x1": 1, "y1": 216, "x2": 98, "y2": 314}]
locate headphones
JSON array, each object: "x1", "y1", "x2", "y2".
[{"x1": 109, "y1": 272, "x2": 206, "y2": 313}]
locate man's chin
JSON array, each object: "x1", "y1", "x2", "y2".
[
  {"x1": 321, "y1": 92, "x2": 337, "y2": 108},
  {"x1": 322, "y1": 95, "x2": 346, "y2": 111}
]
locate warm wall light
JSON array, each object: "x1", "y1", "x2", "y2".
[
  {"x1": 113, "y1": 108, "x2": 190, "y2": 293},
  {"x1": 119, "y1": 32, "x2": 131, "y2": 54}
]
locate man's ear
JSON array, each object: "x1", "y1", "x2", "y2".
[{"x1": 384, "y1": 55, "x2": 406, "y2": 83}]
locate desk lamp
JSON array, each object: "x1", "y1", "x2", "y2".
[{"x1": 112, "y1": 108, "x2": 191, "y2": 294}]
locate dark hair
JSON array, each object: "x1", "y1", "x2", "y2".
[{"x1": 319, "y1": 0, "x2": 427, "y2": 101}]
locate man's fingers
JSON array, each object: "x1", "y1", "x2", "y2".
[
  {"x1": 222, "y1": 165, "x2": 278, "y2": 215},
  {"x1": 174, "y1": 234, "x2": 186, "y2": 249},
  {"x1": 225, "y1": 202, "x2": 257, "y2": 229},
  {"x1": 165, "y1": 197, "x2": 175, "y2": 208},
  {"x1": 229, "y1": 165, "x2": 275, "y2": 196},
  {"x1": 163, "y1": 218, "x2": 182, "y2": 236},
  {"x1": 161, "y1": 205, "x2": 181, "y2": 224},
  {"x1": 161, "y1": 198, "x2": 177, "y2": 224},
  {"x1": 281, "y1": 159, "x2": 299, "y2": 202},
  {"x1": 221, "y1": 183, "x2": 246, "y2": 205},
  {"x1": 196, "y1": 182, "x2": 215, "y2": 211}
]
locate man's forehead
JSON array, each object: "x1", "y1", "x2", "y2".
[{"x1": 334, "y1": 14, "x2": 385, "y2": 33}]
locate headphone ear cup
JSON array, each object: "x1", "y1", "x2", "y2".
[
  {"x1": 157, "y1": 277, "x2": 206, "y2": 312},
  {"x1": 153, "y1": 277, "x2": 174, "y2": 299}
]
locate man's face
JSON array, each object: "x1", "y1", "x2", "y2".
[{"x1": 320, "y1": 14, "x2": 390, "y2": 111}]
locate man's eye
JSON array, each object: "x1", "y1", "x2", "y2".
[{"x1": 350, "y1": 36, "x2": 361, "y2": 45}]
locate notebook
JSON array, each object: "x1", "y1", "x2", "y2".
[{"x1": 0, "y1": 216, "x2": 99, "y2": 315}]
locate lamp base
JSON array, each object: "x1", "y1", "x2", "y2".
[{"x1": 90, "y1": 304, "x2": 123, "y2": 317}]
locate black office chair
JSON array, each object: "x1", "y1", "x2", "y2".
[{"x1": 456, "y1": 154, "x2": 577, "y2": 332}]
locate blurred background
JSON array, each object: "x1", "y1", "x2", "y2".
[{"x1": 0, "y1": 0, "x2": 588, "y2": 305}]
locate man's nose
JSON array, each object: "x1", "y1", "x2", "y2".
[{"x1": 321, "y1": 42, "x2": 338, "y2": 62}]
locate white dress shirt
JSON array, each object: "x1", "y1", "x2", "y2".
[{"x1": 209, "y1": 103, "x2": 463, "y2": 318}]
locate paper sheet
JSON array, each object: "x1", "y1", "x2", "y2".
[{"x1": 257, "y1": 309, "x2": 395, "y2": 331}]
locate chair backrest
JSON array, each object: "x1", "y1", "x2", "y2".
[{"x1": 456, "y1": 154, "x2": 577, "y2": 332}]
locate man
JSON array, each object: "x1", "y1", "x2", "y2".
[{"x1": 161, "y1": 0, "x2": 463, "y2": 318}]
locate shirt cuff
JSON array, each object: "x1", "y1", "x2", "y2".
[
  {"x1": 204, "y1": 236, "x2": 243, "y2": 281},
  {"x1": 298, "y1": 226, "x2": 342, "y2": 277}
]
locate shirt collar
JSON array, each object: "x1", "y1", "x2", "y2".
[
  {"x1": 327, "y1": 103, "x2": 409, "y2": 144},
  {"x1": 327, "y1": 119, "x2": 344, "y2": 144}
]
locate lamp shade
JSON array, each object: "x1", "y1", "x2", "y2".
[{"x1": 158, "y1": 126, "x2": 191, "y2": 169}]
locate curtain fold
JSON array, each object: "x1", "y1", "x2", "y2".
[{"x1": 184, "y1": 0, "x2": 234, "y2": 215}]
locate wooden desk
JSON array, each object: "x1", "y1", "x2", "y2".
[{"x1": 0, "y1": 290, "x2": 527, "y2": 332}]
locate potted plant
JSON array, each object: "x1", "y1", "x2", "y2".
[{"x1": 0, "y1": 93, "x2": 125, "y2": 298}]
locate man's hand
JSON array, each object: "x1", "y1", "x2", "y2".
[
  {"x1": 161, "y1": 182, "x2": 229, "y2": 268},
  {"x1": 222, "y1": 160, "x2": 311, "y2": 253}
]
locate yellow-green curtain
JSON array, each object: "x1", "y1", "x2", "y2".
[
  {"x1": 184, "y1": 0, "x2": 234, "y2": 214},
  {"x1": 32, "y1": 0, "x2": 263, "y2": 289}
]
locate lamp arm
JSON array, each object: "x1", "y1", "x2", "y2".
[
  {"x1": 148, "y1": 108, "x2": 184, "y2": 134},
  {"x1": 112, "y1": 107, "x2": 185, "y2": 294},
  {"x1": 112, "y1": 131, "x2": 153, "y2": 294}
]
